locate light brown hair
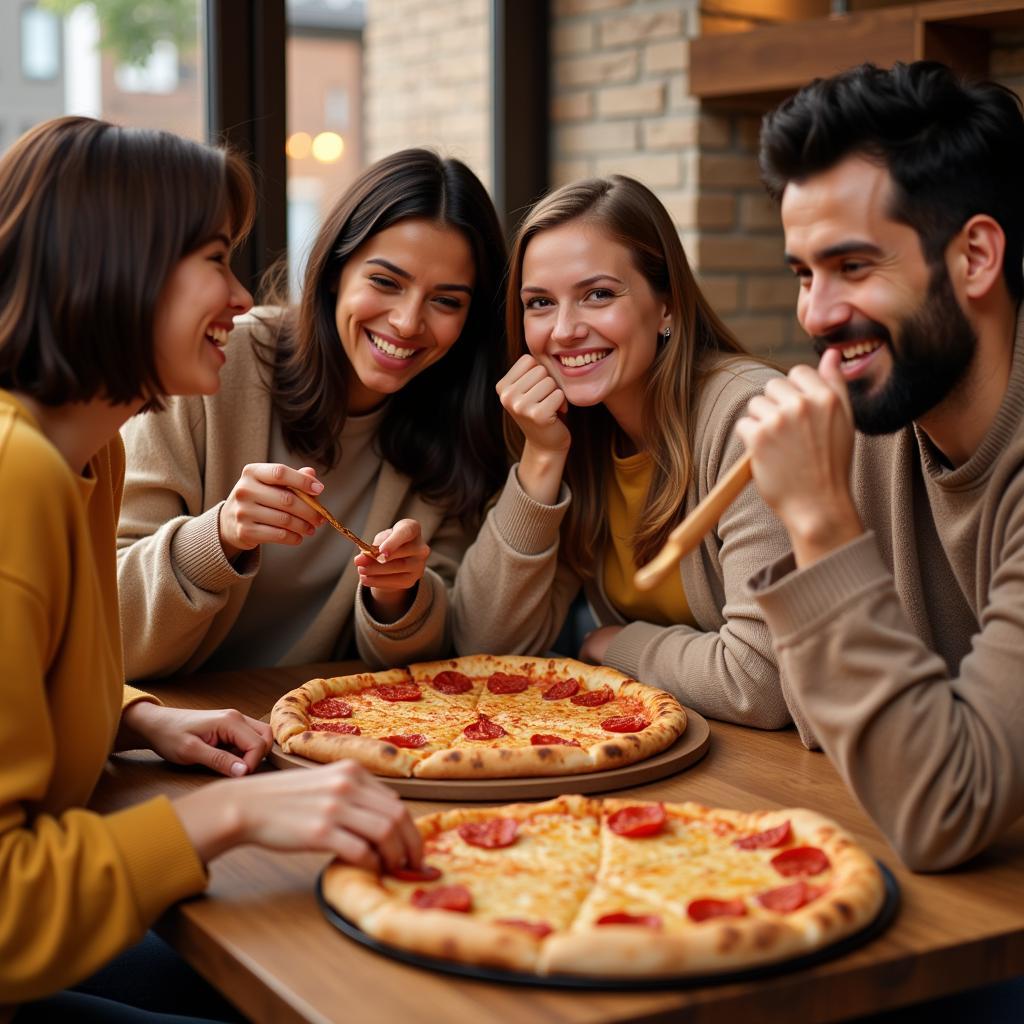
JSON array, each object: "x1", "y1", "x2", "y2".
[
  {"x1": 506, "y1": 175, "x2": 752, "y2": 577},
  {"x1": 0, "y1": 116, "x2": 255, "y2": 407}
]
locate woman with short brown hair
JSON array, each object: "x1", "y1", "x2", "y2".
[{"x1": 1, "y1": 117, "x2": 421, "y2": 1021}]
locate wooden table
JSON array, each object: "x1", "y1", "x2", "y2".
[{"x1": 91, "y1": 662, "x2": 1024, "y2": 1024}]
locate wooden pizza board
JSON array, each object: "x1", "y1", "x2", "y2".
[{"x1": 262, "y1": 709, "x2": 710, "y2": 800}]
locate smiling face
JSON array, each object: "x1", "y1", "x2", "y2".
[
  {"x1": 782, "y1": 154, "x2": 977, "y2": 433},
  {"x1": 334, "y1": 218, "x2": 476, "y2": 413},
  {"x1": 152, "y1": 227, "x2": 253, "y2": 397},
  {"x1": 519, "y1": 219, "x2": 669, "y2": 433}
]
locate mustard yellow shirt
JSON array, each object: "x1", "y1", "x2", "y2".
[
  {"x1": 0, "y1": 391, "x2": 206, "y2": 1012},
  {"x1": 603, "y1": 447, "x2": 695, "y2": 627}
]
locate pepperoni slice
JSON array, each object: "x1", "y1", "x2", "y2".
[
  {"x1": 607, "y1": 803, "x2": 666, "y2": 838},
  {"x1": 542, "y1": 678, "x2": 580, "y2": 701},
  {"x1": 486, "y1": 672, "x2": 530, "y2": 694},
  {"x1": 733, "y1": 820, "x2": 791, "y2": 850},
  {"x1": 530, "y1": 734, "x2": 582, "y2": 747},
  {"x1": 771, "y1": 846, "x2": 830, "y2": 877},
  {"x1": 375, "y1": 684, "x2": 422, "y2": 702},
  {"x1": 381, "y1": 734, "x2": 428, "y2": 749},
  {"x1": 571, "y1": 687, "x2": 614, "y2": 707},
  {"x1": 411, "y1": 885, "x2": 472, "y2": 912},
  {"x1": 601, "y1": 714, "x2": 649, "y2": 733},
  {"x1": 431, "y1": 671, "x2": 473, "y2": 694},
  {"x1": 757, "y1": 880, "x2": 823, "y2": 913},
  {"x1": 389, "y1": 863, "x2": 442, "y2": 882},
  {"x1": 496, "y1": 918, "x2": 554, "y2": 939},
  {"x1": 314, "y1": 721, "x2": 360, "y2": 735},
  {"x1": 458, "y1": 818, "x2": 519, "y2": 849},
  {"x1": 596, "y1": 912, "x2": 662, "y2": 929},
  {"x1": 310, "y1": 697, "x2": 352, "y2": 718},
  {"x1": 463, "y1": 714, "x2": 507, "y2": 740},
  {"x1": 687, "y1": 898, "x2": 748, "y2": 923}
]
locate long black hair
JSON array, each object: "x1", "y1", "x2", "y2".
[{"x1": 261, "y1": 148, "x2": 507, "y2": 525}]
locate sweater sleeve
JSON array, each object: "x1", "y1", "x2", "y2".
[
  {"x1": 602, "y1": 374, "x2": 791, "y2": 730},
  {"x1": 0, "y1": 576, "x2": 206, "y2": 1003},
  {"x1": 750, "y1": 529, "x2": 1024, "y2": 871},
  {"x1": 353, "y1": 508, "x2": 470, "y2": 667},
  {"x1": 450, "y1": 465, "x2": 582, "y2": 656},
  {"x1": 117, "y1": 398, "x2": 258, "y2": 679}
]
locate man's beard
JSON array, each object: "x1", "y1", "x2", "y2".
[{"x1": 812, "y1": 268, "x2": 977, "y2": 435}]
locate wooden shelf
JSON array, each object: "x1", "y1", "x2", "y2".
[{"x1": 691, "y1": 0, "x2": 1024, "y2": 105}]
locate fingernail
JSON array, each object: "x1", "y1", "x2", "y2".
[
  {"x1": 231, "y1": 762, "x2": 247, "y2": 777},
  {"x1": 311, "y1": 481, "x2": 324, "y2": 494},
  {"x1": 377, "y1": 552, "x2": 388, "y2": 564}
]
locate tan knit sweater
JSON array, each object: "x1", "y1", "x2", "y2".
[
  {"x1": 749, "y1": 310, "x2": 1024, "y2": 870},
  {"x1": 117, "y1": 311, "x2": 469, "y2": 679},
  {"x1": 452, "y1": 358, "x2": 794, "y2": 728}
]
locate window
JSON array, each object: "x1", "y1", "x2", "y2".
[{"x1": 21, "y1": 5, "x2": 61, "y2": 81}]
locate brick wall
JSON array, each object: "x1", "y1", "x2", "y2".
[
  {"x1": 550, "y1": 0, "x2": 806, "y2": 367},
  {"x1": 363, "y1": 0, "x2": 492, "y2": 189}
]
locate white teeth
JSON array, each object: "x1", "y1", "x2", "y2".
[
  {"x1": 558, "y1": 350, "x2": 610, "y2": 368},
  {"x1": 368, "y1": 331, "x2": 417, "y2": 359},
  {"x1": 840, "y1": 341, "x2": 882, "y2": 360},
  {"x1": 205, "y1": 326, "x2": 229, "y2": 347}
]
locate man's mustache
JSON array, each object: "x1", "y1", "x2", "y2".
[{"x1": 811, "y1": 319, "x2": 892, "y2": 357}]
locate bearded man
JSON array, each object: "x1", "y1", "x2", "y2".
[{"x1": 737, "y1": 61, "x2": 1024, "y2": 871}]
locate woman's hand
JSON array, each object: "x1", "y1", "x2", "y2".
[
  {"x1": 498, "y1": 354, "x2": 571, "y2": 455},
  {"x1": 497, "y1": 354, "x2": 571, "y2": 504},
  {"x1": 119, "y1": 702, "x2": 273, "y2": 778},
  {"x1": 356, "y1": 518, "x2": 430, "y2": 622},
  {"x1": 173, "y1": 760, "x2": 423, "y2": 870},
  {"x1": 578, "y1": 625, "x2": 622, "y2": 666},
  {"x1": 219, "y1": 464, "x2": 325, "y2": 561}
]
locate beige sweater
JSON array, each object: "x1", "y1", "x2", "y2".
[
  {"x1": 117, "y1": 312, "x2": 469, "y2": 679},
  {"x1": 749, "y1": 310, "x2": 1024, "y2": 870},
  {"x1": 452, "y1": 359, "x2": 794, "y2": 728}
]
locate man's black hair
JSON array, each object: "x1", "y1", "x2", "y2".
[{"x1": 759, "y1": 61, "x2": 1024, "y2": 302}]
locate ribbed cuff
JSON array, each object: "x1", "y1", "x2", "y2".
[
  {"x1": 751, "y1": 532, "x2": 890, "y2": 643},
  {"x1": 121, "y1": 685, "x2": 162, "y2": 711},
  {"x1": 491, "y1": 465, "x2": 570, "y2": 555},
  {"x1": 170, "y1": 503, "x2": 260, "y2": 592},
  {"x1": 603, "y1": 621, "x2": 662, "y2": 680},
  {"x1": 104, "y1": 796, "x2": 207, "y2": 924}
]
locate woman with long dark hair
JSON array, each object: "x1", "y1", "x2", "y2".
[
  {"x1": 118, "y1": 149, "x2": 507, "y2": 678},
  {"x1": 453, "y1": 175, "x2": 793, "y2": 727},
  {"x1": 1, "y1": 116, "x2": 420, "y2": 1021}
]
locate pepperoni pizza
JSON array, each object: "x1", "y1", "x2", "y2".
[
  {"x1": 270, "y1": 655, "x2": 687, "y2": 779},
  {"x1": 322, "y1": 795, "x2": 886, "y2": 978}
]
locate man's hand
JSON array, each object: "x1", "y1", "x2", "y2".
[{"x1": 735, "y1": 349, "x2": 864, "y2": 567}]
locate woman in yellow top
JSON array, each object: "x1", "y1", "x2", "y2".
[
  {"x1": 452, "y1": 176, "x2": 794, "y2": 727},
  {"x1": 0, "y1": 117, "x2": 420, "y2": 1022}
]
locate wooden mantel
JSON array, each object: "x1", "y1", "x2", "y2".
[{"x1": 691, "y1": 0, "x2": 1024, "y2": 105}]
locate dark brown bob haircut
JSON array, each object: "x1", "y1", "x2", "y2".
[
  {"x1": 260, "y1": 148, "x2": 508, "y2": 526},
  {"x1": 0, "y1": 116, "x2": 255, "y2": 407}
]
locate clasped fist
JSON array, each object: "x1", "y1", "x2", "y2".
[
  {"x1": 497, "y1": 354, "x2": 571, "y2": 455},
  {"x1": 735, "y1": 350, "x2": 863, "y2": 565}
]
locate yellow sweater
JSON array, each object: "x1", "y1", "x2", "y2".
[
  {"x1": 603, "y1": 447, "x2": 695, "y2": 627},
  {"x1": 0, "y1": 392, "x2": 206, "y2": 1012}
]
